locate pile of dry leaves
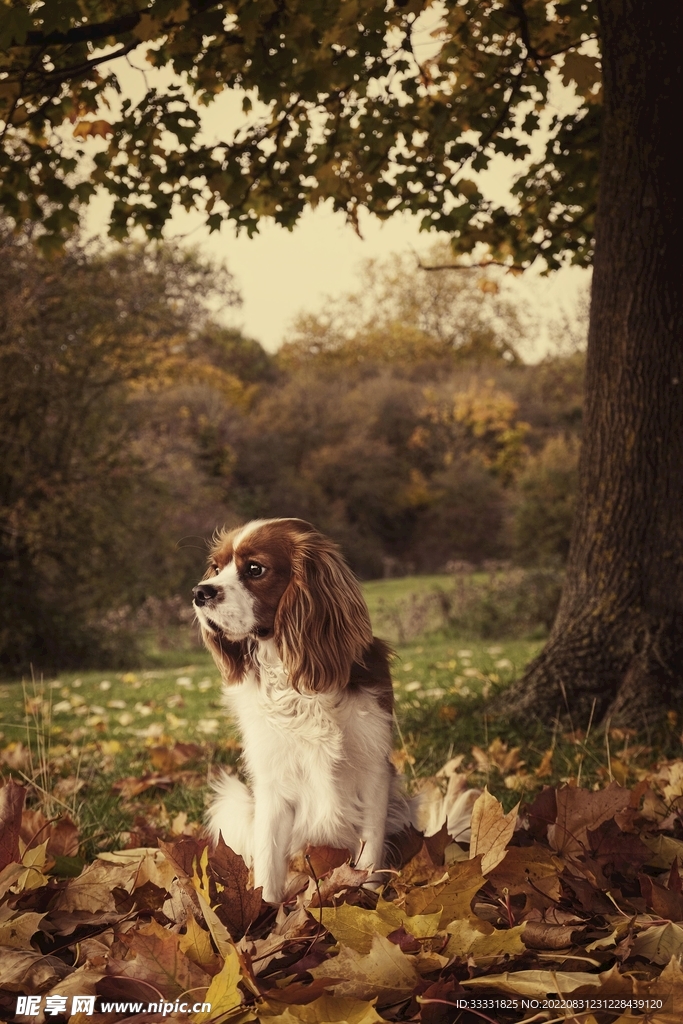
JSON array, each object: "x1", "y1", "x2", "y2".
[{"x1": 3, "y1": 758, "x2": 683, "y2": 1024}]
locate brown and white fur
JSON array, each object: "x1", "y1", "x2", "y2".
[{"x1": 192, "y1": 518, "x2": 412, "y2": 902}]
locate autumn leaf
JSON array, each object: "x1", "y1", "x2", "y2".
[
  {"x1": 444, "y1": 918, "x2": 526, "y2": 959},
  {"x1": 263, "y1": 995, "x2": 383, "y2": 1024},
  {"x1": 549, "y1": 782, "x2": 630, "y2": 859},
  {"x1": 0, "y1": 908, "x2": 46, "y2": 949},
  {"x1": 631, "y1": 923, "x2": 683, "y2": 965},
  {"x1": 469, "y1": 788, "x2": 518, "y2": 874},
  {"x1": 320, "y1": 898, "x2": 441, "y2": 954},
  {"x1": 109, "y1": 918, "x2": 211, "y2": 1000},
  {"x1": 209, "y1": 837, "x2": 263, "y2": 939},
  {"x1": 310, "y1": 934, "x2": 419, "y2": 1006},
  {"x1": 404, "y1": 856, "x2": 486, "y2": 926},
  {"x1": 487, "y1": 843, "x2": 563, "y2": 898},
  {"x1": 462, "y1": 963, "x2": 632, "y2": 998},
  {"x1": 179, "y1": 914, "x2": 216, "y2": 972},
  {"x1": 53, "y1": 857, "x2": 136, "y2": 913},
  {"x1": 193, "y1": 942, "x2": 243, "y2": 1023},
  {"x1": 0, "y1": 948, "x2": 71, "y2": 991}
]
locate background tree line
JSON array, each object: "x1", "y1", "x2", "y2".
[{"x1": 0, "y1": 229, "x2": 585, "y2": 675}]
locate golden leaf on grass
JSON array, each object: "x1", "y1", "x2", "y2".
[
  {"x1": 404, "y1": 856, "x2": 486, "y2": 926},
  {"x1": 310, "y1": 934, "x2": 419, "y2": 1006},
  {"x1": 263, "y1": 995, "x2": 383, "y2": 1024},
  {"x1": 193, "y1": 942, "x2": 243, "y2": 1023},
  {"x1": 445, "y1": 918, "x2": 526, "y2": 960},
  {"x1": 179, "y1": 913, "x2": 215, "y2": 971},
  {"x1": 320, "y1": 898, "x2": 441, "y2": 954},
  {"x1": 469, "y1": 789, "x2": 518, "y2": 874}
]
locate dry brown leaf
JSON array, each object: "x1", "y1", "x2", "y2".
[
  {"x1": 404, "y1": 856, "x2": 486, "y2": 926},
  {"x1": 200, "y1": 837, "x2": 262, "y2": 939},
  {"x1": 462, "y1": 962, "x2": 632, "y2": 998},
  {"x1": 445, "y1": 917, "x2": 526, "y2": 959},
  {"x1": 53, "y1": 857, "x2": 139, "y2": 912},
  {"x1": 304, "y1": 844, "x2": 352, "y2": 878},
  {"x1": 262, "y1": 994, "x2": 383, "y2": 1024},
  {"x1": 631, "y1": 922, "x2": 683, "y2": 965},
  {"x1": 469, "y1": 788, "x2": 518, "y2": 874},
  {"x1": 310, "y1": 934, "x2": 419, "y2": 1006},
  {"x1": 487, "y1": 842, "x2": 563, "y2": 897},
  {"x1": 549, "y1": 782, "x2": 631, "y2": 859},
  {"x1": 0, "y1": 907, "x2": 46, "y2": 948},
  {"x1": 108, "y1": 918, "x2": 210, "y2": 1000},
  {"x1": 0, "y1": 948, "x2": 71, "y2": 991}
]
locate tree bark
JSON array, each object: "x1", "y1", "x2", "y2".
[{"x1": 498, "y1": 2, "x2": 683, "y2": 728}]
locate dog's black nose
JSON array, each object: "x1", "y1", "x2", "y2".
[{"x1": 193, "y1": 584, "x2": 218, "y2": 606}]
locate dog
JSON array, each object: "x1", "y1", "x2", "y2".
[{"x1": 192, "y1": 517, "x2": 413, "y2": 902}]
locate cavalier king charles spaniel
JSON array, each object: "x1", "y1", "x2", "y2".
[{"x1": 192, "y1": 517, "x2": 413, "y2": 902}]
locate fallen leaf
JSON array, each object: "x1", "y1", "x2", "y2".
[
  {"x1": 487, "y1": 843, "x2": 563, "y2": 898},
  {"x1": 264, "y1": 995, "x2": 383, "y2": 1024},
  {"x1": 109, "y1": 918, "x2": 210, "y2": 999},
  {"x1": 549, "y1": 782, "x2": 631, "y2": 859},
  {"x1": 0, "y1": 948, "x2": 71, "y2": 991},
  {"x1": 461, "y1": 963, "x2": 632, "y2": 998},
  {"x1": 0, "y1": 907, "x2": 46, "y2": 948},
  {"x1": 630, "y1": 922, "x2": 683, "y2": 965},
  {"x1": 320, "y1": 899, "x2": 441, "y2": 954},
  {"x1": 404, "y1": 857, "x2": 486, "y2": 926},
  {"x1": 445, "y1": 917, "x2": 526, "y2": 959},
  {"x1": 310, "y1": 934, "x2": 419, "y2": 1006},
  {"x1": 179, "y1": 914, "x2": 216, "y2": 972},
  {"x1": 469, "y1": 789, "x2": 518, "y2": 874},
  {"x1": 193, "y1": 942, "x2": 243, "y2": 1023}
]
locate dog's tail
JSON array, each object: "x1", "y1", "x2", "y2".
[{"x1": 206, "y1": 771, "x2": 255, "y2": 865}]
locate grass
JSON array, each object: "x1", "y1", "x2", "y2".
[{"x1": 3, "y1": 573, "x2": 682, "y2": 848}]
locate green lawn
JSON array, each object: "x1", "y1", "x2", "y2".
[{"x1": 3, "y1": 573, "x2": 676, "y2": 848}]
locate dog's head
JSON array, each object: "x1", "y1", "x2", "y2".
[{"x1": 193, "y1": 518, "x2": 372, "y2": 691}]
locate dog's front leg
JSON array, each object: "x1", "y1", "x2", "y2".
[
  {"x1": 252, "y1": 786, "x2": 294, "y2": 903},
  {"x1": 355, "y1": 763, "x2": 391, "y2": 883}
]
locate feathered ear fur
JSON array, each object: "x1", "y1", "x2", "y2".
[
  {"x1": 201, "y1": 626, "x2": 248, "y2": 684},
  {"x1": 274, "y1": 528, "x2": 373, "y2": 693}
]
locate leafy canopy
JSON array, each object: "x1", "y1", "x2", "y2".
[{"x1": 1, "y1": 0, "x2": 599, "y2": 261}]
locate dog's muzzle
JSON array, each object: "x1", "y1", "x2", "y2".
[{"x1": 193, "y1": 583, "x2": 218, "y2": 607}]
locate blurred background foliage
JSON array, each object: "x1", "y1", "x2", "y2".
[{"x1": 0, "y1": 230, "x2": 586, "y2": 675}]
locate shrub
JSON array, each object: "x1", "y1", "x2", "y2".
[{"x1": 513, "y1": 435, "x2": 580, "y2": 566}]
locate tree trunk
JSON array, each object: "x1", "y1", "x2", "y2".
[{"x1": 498, "y1": 2, "x2": 683, "y2": 728}]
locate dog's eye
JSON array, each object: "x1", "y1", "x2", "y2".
[
  {"x1": 212, "y1": 564, "x2": 220, "y2": 576},
  {"x1": 246, "y1": 562, "x2": 265, "y2": 578}
]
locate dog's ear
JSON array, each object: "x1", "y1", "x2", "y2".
[
  {"x1": 202, "y1": 627, "x2": 248, "y2": 684},
  {"x1": 274, "y1": 530, "x2": 373, "y2": 693}
]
